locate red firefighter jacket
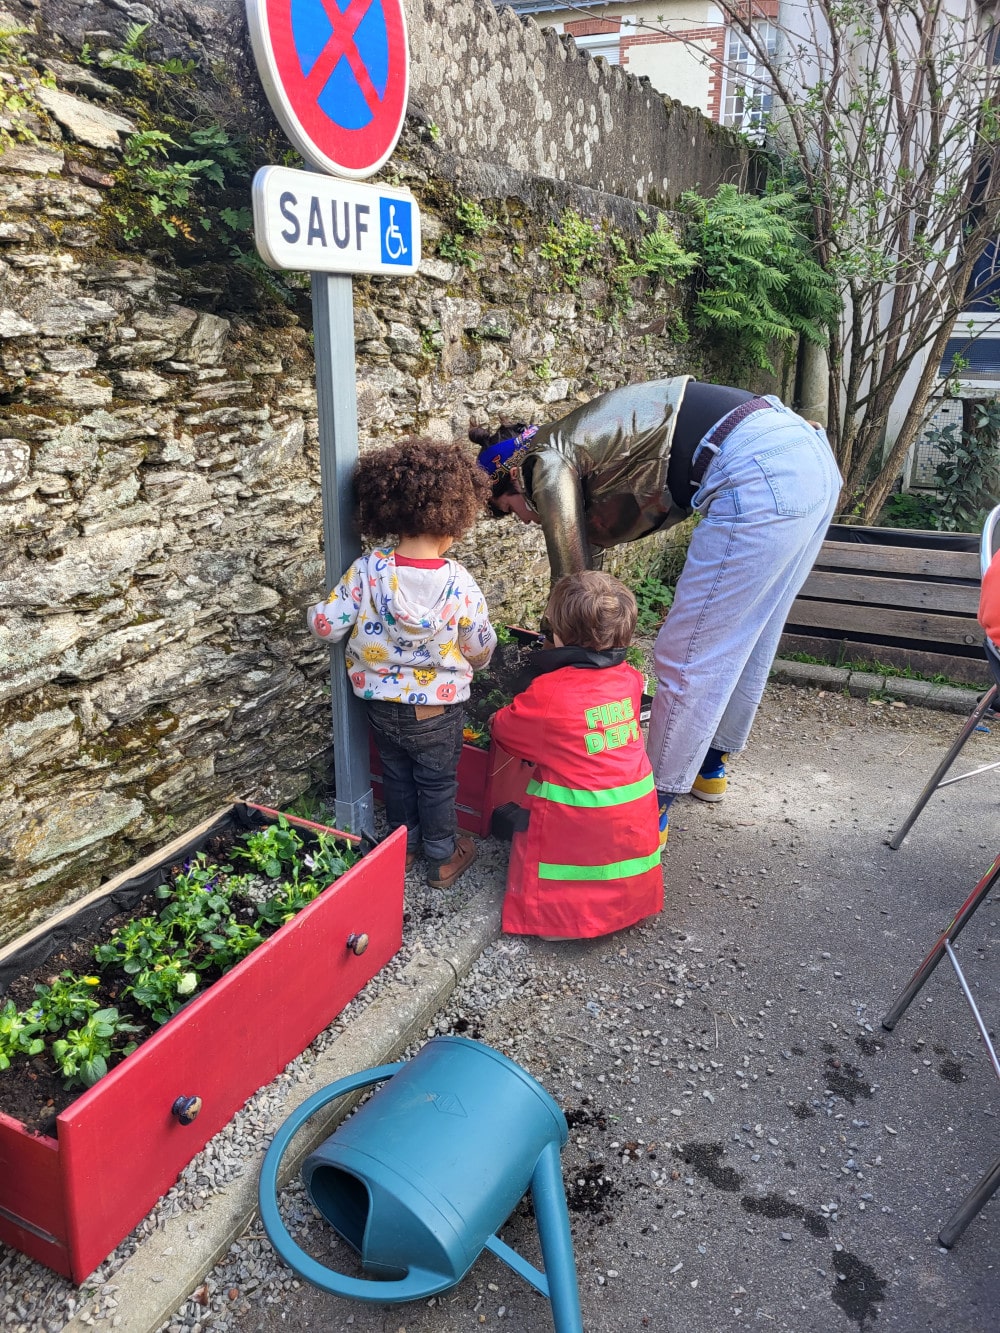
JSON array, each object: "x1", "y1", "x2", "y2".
[{"x1": 491, "y1": 651, "x2": 663, "y2": 939}]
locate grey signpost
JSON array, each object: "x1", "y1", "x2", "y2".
[
  {"x1": 312, "y1": 271, "x2": 372, "y2": 835},
  {"x1": 245, "y1": 1, "x2": 418, "y2": 835}
]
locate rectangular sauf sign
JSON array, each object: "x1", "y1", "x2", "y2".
[{"x1": 252, "y1": 165, "x2": 421, "y2": 276}]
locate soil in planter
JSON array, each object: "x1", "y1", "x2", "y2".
[
  {"x1": 0, "y1": 824, "x2": 347, "y2": 1136},
  {"x1": 464, "y1": 638, "x2": 540, "y2": 738},
  {"x1": 464, "y1": 635, "x2": 650, "y2": 737}
]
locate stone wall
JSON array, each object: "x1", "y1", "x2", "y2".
[{"x1": 0, "y1": 0, "x2": 754, "y2": 942}]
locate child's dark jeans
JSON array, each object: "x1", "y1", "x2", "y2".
[{"x1": 366, "y1": 700, "x2": 465, "y2": 863}]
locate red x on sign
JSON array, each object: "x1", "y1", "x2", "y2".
[
  {"x1": 247, "y1": 0, "x2": 409, "y2": 179},
  {"x1": 304, "y1": 0, "x2": 378, "y2": 106}
]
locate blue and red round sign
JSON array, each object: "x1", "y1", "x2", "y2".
[{"x1": 246, "y1": 0, "x2": 409, "y2": 179}]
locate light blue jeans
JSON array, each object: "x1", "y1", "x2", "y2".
[{"x1": 647, "y1": 397, "x2": 842, "y2": 794}]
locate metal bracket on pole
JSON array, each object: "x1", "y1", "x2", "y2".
[{"x1": 313, "y1": 271, "x2": 375, "y2": 838}]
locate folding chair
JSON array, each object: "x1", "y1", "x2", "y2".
[
  {"x1": 881, "y1": 847, "x2": 1000, "y2": 1246},
  {"x1": 888, "y1": 504, "x2": 1000, "y2": 851}
]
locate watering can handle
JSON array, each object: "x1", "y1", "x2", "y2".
[{"x1": 258, "y1": 1064, "x2": 456, "y2": 1302}]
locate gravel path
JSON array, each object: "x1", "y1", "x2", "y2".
[{"x1": 2, "y1": 680, "x2": 998, "y2": 1331}]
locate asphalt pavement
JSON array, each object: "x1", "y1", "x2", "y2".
[{"x1": 190, "y1": 682, "x2": 1000, "y2": 1333}]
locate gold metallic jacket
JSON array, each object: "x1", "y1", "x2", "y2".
[{"x1": 520, "y1": 376, "x2": 693, "y2": 581}]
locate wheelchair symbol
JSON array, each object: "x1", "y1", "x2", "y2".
[{"x1": 384, "y1": 205, "x2": 407, "y2": 260}]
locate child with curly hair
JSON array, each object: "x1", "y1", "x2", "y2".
[
  {"x1": 490, "y1": 570, "x2": 663, "y2": 939},
  {"x1": 307, "y1": 438, "x2": 497, "y2": 889}
]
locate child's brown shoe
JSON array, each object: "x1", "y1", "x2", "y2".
[{"x1": 426, "y1": 836, "x2": 476, "y2": 890}]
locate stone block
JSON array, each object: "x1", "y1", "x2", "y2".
[
  {"x1": 115, "y1": 370, "x2": 172, "y2": 400},
  {"x1": 0, "y1": 439, "x2": 30, "y2": 492},
  {"x1": 0, "y1": 614, "x2": 86, "y2": 705},
  {"x1": 186, "y1": 312, "x2": 231, "y2": 365},
  {"x1": 36, "y1": 298, "x2": 116, "y2": 337},
  {"x1": 0, "y1": 309, "x2": 37, "y2": 338},
  {"x1": 35, "y1": 86, "x2": 135, "y2": 149},
  {"x1": 3, "y1": 788, "x2": 144, "y2": 869},
  {"x1": 0, "y1": 706, "x2": 79, "y2": 778}
]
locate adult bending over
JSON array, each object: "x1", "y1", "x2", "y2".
[{"x1": 474, "y1": 378, "x2": 842, "y2": 841}]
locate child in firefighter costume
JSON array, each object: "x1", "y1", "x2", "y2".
[{"x1": 491, "y1": 570, "x2": 663, "y2": 939}]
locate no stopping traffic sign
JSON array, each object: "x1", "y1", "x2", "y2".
[{"x1": 246, "y1": 0, "x2": 409, "y2": 179}]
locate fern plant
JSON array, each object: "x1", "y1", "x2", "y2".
[
  {"x1": 617, "y1": 216, "x2": 698, "y2": 289},
  {"x1": 681, "y1": 184, "x2": 837, "y2": 374}
]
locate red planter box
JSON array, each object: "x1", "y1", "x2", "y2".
[
  {"x1": 0, "y1": 802, "x2": 405, "y2": 1283},
  {"x1": 370, "y1": 736, "x2": 534, "y2": 838}
]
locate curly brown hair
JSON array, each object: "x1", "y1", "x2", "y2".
[
  {"x1": 545, "y1": 570, "x2": 637, "y2": 651},
  {"x1": 354, "y1": 437, "x2": 491, "y2": 539}
]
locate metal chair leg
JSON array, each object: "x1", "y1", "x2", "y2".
[
  {"x1": 887, "y1": 684, "x2": 998, "y2": 850},
  {"x1": 938, "y1": 1152, "x2": 1000, "y2": 1248},
  {"x1": 881, "y1": 849, "x2": 1000, "y2": 1031}
]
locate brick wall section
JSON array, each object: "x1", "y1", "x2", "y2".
[{"x1": 564, "y1": 18, "x2": 621, "y2": 38}]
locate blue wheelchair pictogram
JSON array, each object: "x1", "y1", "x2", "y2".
[
  {"x1": 291, "y1": 0, "x2": 389, "y2": 130},
  {"x1": 380, "y1": 196, "x2": 411, "y2": 265}
]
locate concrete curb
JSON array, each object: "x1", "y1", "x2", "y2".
[
  {"x1": 60, "y1": 880, "x2": 504, "y2": 1333},
  {"x1": 769, "y1": 657, "x2": 983, "y2": 715}
]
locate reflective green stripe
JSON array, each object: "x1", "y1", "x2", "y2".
[
  {"x1": 537, "y1": 850, "x2": 662, "y2": 881},
  {"x1": 526, "y1": 773, "x2": 655, "y2": 807}
]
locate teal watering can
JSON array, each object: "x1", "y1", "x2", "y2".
[{"x1": 259, "y1": 1036, "x2": 583, "y2": 1331}]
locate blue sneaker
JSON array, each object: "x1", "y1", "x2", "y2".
[
  {"x1": 657, "y1": 796, "x2": 671, "y2": 848},
  {"x1": 691, "y1": 752, "x2": 728, "y2": 803}
]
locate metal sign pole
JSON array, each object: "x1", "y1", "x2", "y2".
[{"x1": 313, "y1": 270, "x2": 375, "y2": 837}]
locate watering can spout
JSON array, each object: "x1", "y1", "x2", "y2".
[{"x1": 259, "y1": 1038, "x2": 583, "y2": 1331}]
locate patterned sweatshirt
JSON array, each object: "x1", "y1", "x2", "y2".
[{"x1": 306, "y1": 547, "x2": 497, "y2": 703}]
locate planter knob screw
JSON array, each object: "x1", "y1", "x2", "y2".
[
  {"x1": 172, "y1": 1095, "x2": 202, "y2": 1126},
  {"x1": 347, "y1": 932, "x2": 369, "y2": 956}
]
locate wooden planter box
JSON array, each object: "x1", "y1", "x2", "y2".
[
  {"x1": 370, "y1": 735, "x2": 534, "y2": 837},
  {"x1": 781, "y1": 524, "x2": 990, "y2": 686},
  {"x1": 0, "y1": 802, "x2": 405, "y2": 1283}
]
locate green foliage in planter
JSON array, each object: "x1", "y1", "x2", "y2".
[
  {"x1": 0, "y1": 1001, "x2": 44, "y2": 1070},
  {"x1": 126, "y1": 962, "x2": 199, "y2": 1027},
  {"x1": 306, "y1": 832, "x2": 361, "y2": 884},
  {"x1": 0, "y1": 818, "x2": 363, "y2": 1088},
  {"x1": 256, "y1": 867, "x2": 323, "y2": 927},
  {"x1": 30, "y1": 971, "x2": 102, "y2": 1031},
  {"x1": 51, "y1": 1009, "x2": 141, "y2": 1090},
  {"x1": 236, "y1": 816, "x2": 305, "y2": 879},
  {"x1": 462, "y1": 721, "x2": 491, "y2": 750}
]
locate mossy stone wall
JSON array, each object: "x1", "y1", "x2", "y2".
[{"x1": 0, "y1": 0, "x2": 755, "y2": 942}]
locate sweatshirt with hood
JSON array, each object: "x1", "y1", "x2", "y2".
[{"x1": 306, "y1": 547, "x2": 497, "y2": 703}]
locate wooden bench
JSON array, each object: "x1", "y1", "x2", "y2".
[{"x1": 780, "y1": 524, "x2": 989, "y2": 686}]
